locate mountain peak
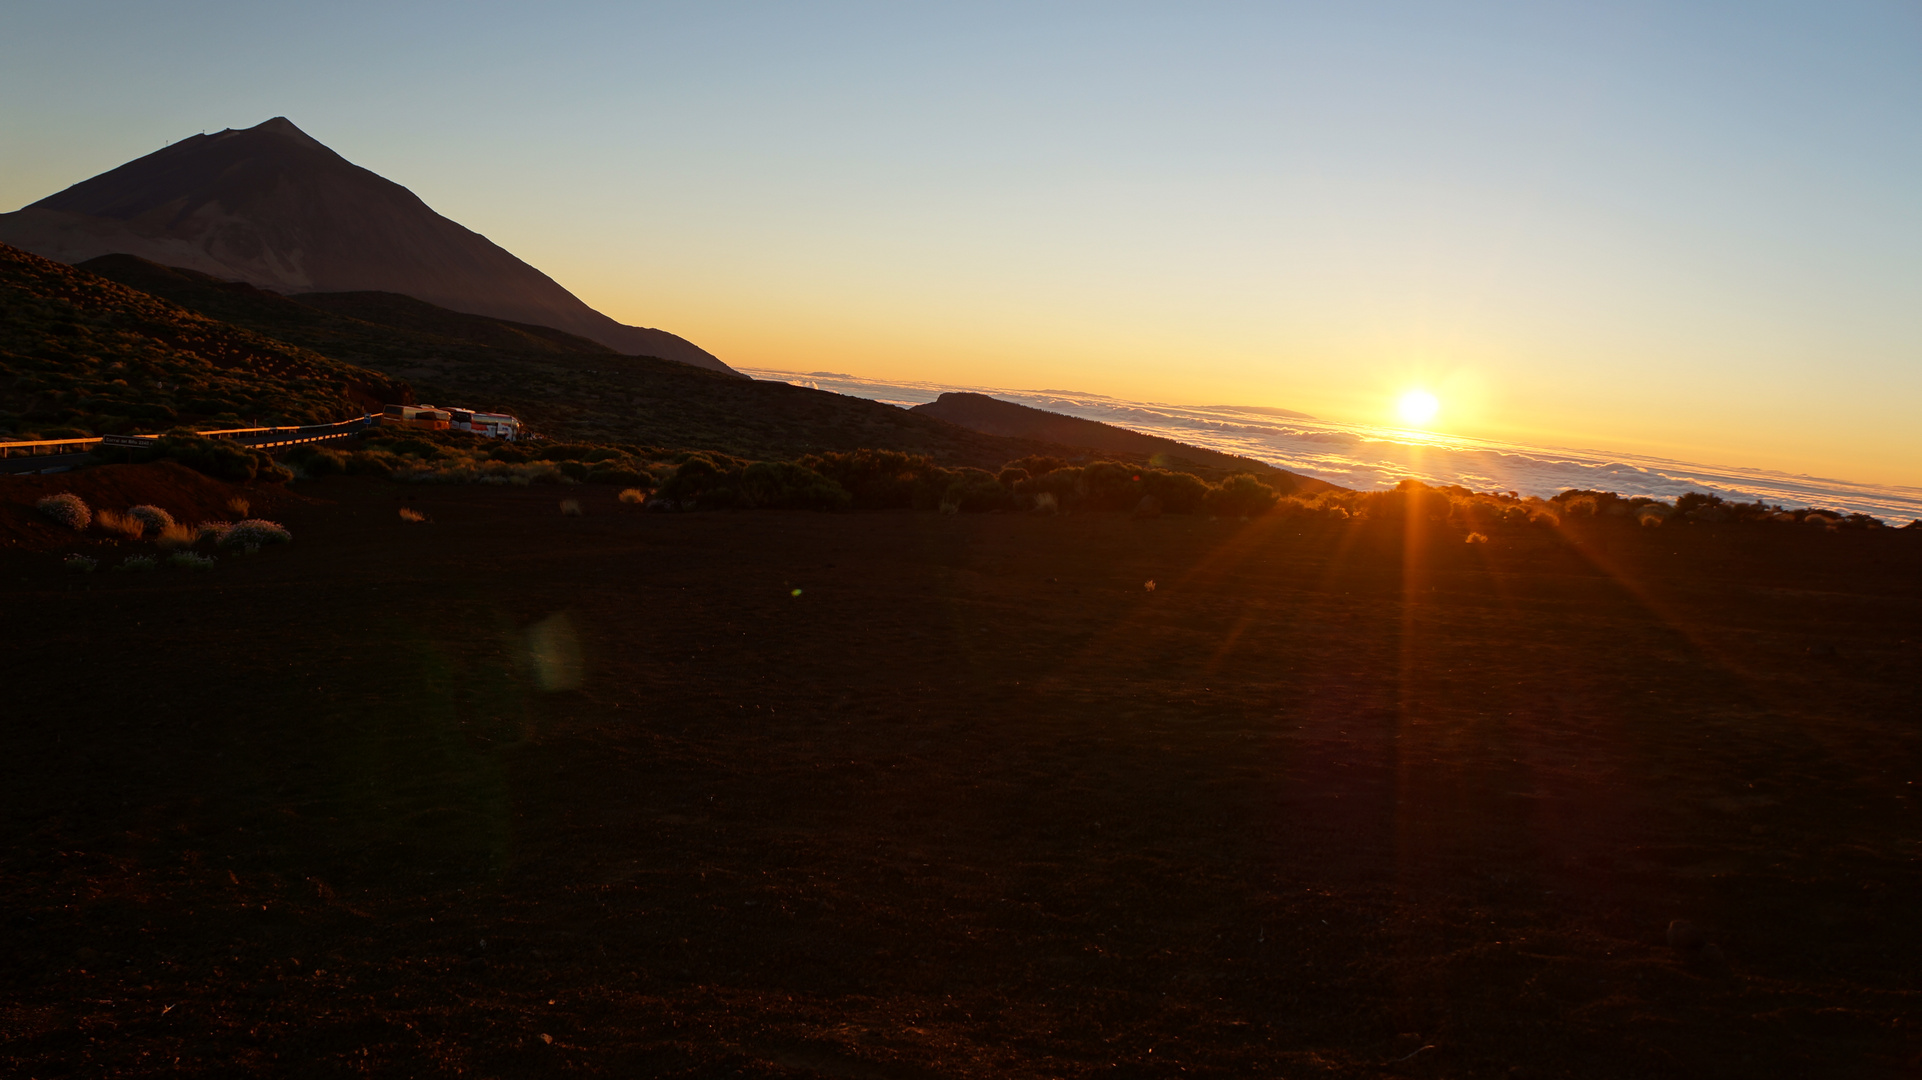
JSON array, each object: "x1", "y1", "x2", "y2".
[
  {"x1": 0, "y1": 119, "x2": 735, "y2": 374},
  {"x1": 245, "y1": 116, "x2": 320, "y2": 143}
]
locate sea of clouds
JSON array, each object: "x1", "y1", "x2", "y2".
[{"x1": 741, "y1": 368, "x2": 1922, "y2": 524}]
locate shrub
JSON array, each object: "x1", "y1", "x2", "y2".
[
  {"x1": 798, "y1": 449, "x2": 954, "y2": 510},
  {"x1": 63, "y1": 553, "x2": 98, "y2": 572},
  {"x1": 96, "y1": 509, "x2": 144, "y2": 538},
  {"x1": 941, "y1": 467, "x2": 1013, "y2": 513},
  {"x1": 140, "y1": 435, "x2": 284, "y2": 483},
  {"x1": 560, "y1": 499, "x2": 584, "y2": 517},
  {"x1": 156, "y1": 523, "x2": 195, "y2": 550},
  {"x1": 167, "y1": 551, "x2": 217, "y2": 571},
  {"x1": 217, "y1": 519, "x2": 291, "y2": 548},
  {"x1": 1203, "y1": 473, "x2": 1281, "y2": 517},
  {"x1": 617, "y1": 487, "x2": 647, "y2": 505},
  {"x1": 128, "y1": 505, "x2": 174, "y2": 535},
  {"x1": 738, "y1": 461, "x2": 853, "y2": 511},
  {"x1": 37, "y1": 493, "x2": 91, "y2": 531},
  {"x1": 116, "y1": 554, "x2": 159, "y2": 572},
  {"x1": 195, "y1": 521, "x2": 233, "y2": 543},
  {"x1": 289, "y1": 446, "x2": 346, "y2": 477}
]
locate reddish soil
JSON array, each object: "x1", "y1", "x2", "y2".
[
  {"x1": 2, "y1": 472, "x2": 1918, "y2": 1078},
  {"x1": 0, "y1": 463, "x2": 304, "y2": 550}
]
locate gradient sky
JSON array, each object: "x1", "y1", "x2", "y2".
[{"x1": 3, "y1": 2, "x2": 1918, "y2": 485}]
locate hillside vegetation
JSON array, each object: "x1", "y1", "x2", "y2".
[
  {"x1": 83, "y1": 255, "x2": 1307, "y2": 477},
  {"x1": 0, "y1": 244, "x2": 408, "y2": 438}
]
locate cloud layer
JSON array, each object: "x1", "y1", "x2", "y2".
[{"x1": 748, "y1": 368, "x2": 1922, "y2": 524}]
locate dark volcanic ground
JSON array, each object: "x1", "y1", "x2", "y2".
[{"x1": 2, "y1": 474, "x2": 1918, "y2": 1077}]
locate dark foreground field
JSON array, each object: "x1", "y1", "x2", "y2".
[{"x1": 3, "y1": 473, "x2": 1919, "y2": 1078}]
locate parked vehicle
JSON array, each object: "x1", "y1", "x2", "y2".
[{"x1": 382, "y1": 404, "x2": 520, "y2": 439}]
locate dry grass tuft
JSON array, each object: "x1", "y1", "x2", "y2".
[
  {"x1": 96, "y1": 509, "x2": 144, "y2": 539},
  {"x1": 398, "y1": 507, "x2": 428, "y2": 523},
  {"x1": 1031, "y1": 492, "x2": 1059, "y2": 514},
  {"x1": 1466, "y1": 532, "x2": 1489, "y2": 544},
  {"x1": 560, "y1": 499, "x2": 584, "y2": 517},
  {"x1": 156, "y1": 523, "x2": 195, "y2": 551},
  {"x1": 618, "y1": 488, "x2": 647, "y2": 505},
  {"x1": 226, "y1": 497, "x2": 251, "y2": 518}
]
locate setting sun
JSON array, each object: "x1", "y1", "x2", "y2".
[{"x1": 1397, "y1": 388, "x2": 1440, "y2": 427}]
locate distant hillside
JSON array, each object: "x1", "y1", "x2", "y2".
[
  {"x1": 72, "y1": 254, "x2": 1085, "y2": 468},
  {"x1": 0, "y1": 117, "x2": 736, "y2": 375},
  {"x1": 0, "y1": 243, "x2": 408, "y2": 438},
  {"x1": 910, "y1": 392, "x2": 1333, "y2": 491}
]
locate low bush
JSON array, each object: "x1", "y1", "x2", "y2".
[
  {"x1": 942, "y1": 467, "x2": 1014, "y2": 513},
  {"x1": 195, "y1": 520, "x2": 232, "y2": 543},
  {"x1": 737, "y1": 461, "x2": 852, "y2": 511},
  {"x1": 560, "y1": 499, "x2": 584, "y2": 517},
  {"x1": 167, "y1": 551, "x2": 217, "y2": 571},
  {"x1": 128, "y1": 504, "x2": 174, "y2": 534},
  {"x1": 1202, "y1": 473, "x2": 1282, "y2": 517},
  {"x1": 216, "y1": 519, "x2": 292, "y2": 548},
  {"x1": 116, "y1": 554, "x2": 159, "y2": 571},
  {"x1": 37, "y1": 493, "x2": 91, "y2": 531},
  {"x1": 285, "y1": 444, "x2": 347, "y2": 477},
  {"x1": 63, "y1": 553, "x2": 98, "y2": 572}
]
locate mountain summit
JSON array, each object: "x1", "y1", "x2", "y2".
[{"x1": 0, "y1": 117, "x2": 734, "y2": 374}]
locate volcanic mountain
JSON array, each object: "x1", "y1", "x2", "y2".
[{"x1": 0, "y1": 117, "x2": 735, "y2": 375}]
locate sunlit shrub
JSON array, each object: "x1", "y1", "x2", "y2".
[{"x1": 1203, "y1": 473, "x2": 1281, "y2": 517}]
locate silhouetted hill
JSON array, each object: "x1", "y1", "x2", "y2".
[
  {"x1": 70, "y1": 254, "x2": 1096, "y2": 467},
  {"x1": 0, "y1": 243, "x2": 408, "y2": 437},
  {"x1": 911, "y1": 391, "x2": 1331, "y2": 491},
  {"x1": 0, "y1": 117, "x2": 735, "y2": 374}
]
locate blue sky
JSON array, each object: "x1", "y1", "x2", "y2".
[{"x1": 3, "y1": 2, "x2": 1918, "y2": 482}]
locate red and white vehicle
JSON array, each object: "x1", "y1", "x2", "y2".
[{"x1": 383, "y1": 404, "x2": 521, "y2": 440}]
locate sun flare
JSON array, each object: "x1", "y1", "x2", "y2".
[{"x1": 1397, "y1": 388, "x2": 1440, "y2": 427}]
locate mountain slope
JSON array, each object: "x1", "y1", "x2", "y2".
[
  {"x1": 0, "y1": 243, "x2": 409, "y2": 437},
  {"x1": 0, "y1": 117, "x2": 735, "y2": 374}
]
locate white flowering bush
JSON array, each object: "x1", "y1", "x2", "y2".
[
  {"x1": 216, "y1": 519, "x2": 292, "y2": 548},
  {"x1": 37, "y1": 493, "x2": 91, "y2": 531},
  {"x1": 127, "y1": 505, "x2": 175, "y2": 535}
]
